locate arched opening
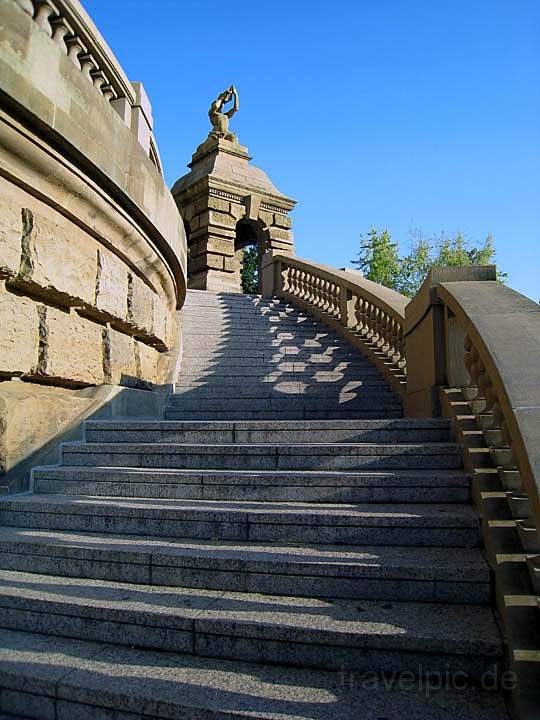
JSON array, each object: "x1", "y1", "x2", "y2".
[{"x1": 234, "y1": 219, "x2": 266, "y2": 294}]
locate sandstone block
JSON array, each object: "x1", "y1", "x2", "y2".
[
  {"x1": 45, "y1": 307, "x2": 104, "y2": 386},
  {"x1": 268, "y1": 226, "x2": 293, "y2": 241},
  {"x1": 0, "y1": 285, "x2": 39, "y2": 376},
  {"x1": 190, "y1": 225, "x2": 236, "y2": 241},
  {"x1": 199, "y1": 210, "x2": 236, "y2": 229},
  {"x1": 0, "y1": 191, "x2": 22, "y2": 278},
  {"x1": 194, "y1": 237, "x2": 235, "y2": 257},
  {"x1": 128, "y1": 274, "x2": 154, "y2": 336},
  {"x1": 223, "y1": 256, "x2": 239, "y2": 272},
  {"x1": 95, "y1": 249, "x2": 128, "y2": 321},
  {"x1": 207, "y1": 197, "x2": 231, "y2": 213},
  {"x1": 230, "y1": 202, "x2": 246, "y2": 220},
  {"x1": 190, "y1": 253, "x2": 226, "y2": 273},
  {"x1": 152, "y1": 295, "x2": 171, "y2": 349},
  {"x1": 188, "y1": 215, "x2": 201, "y2": 232},
  {"x1": 137, "y1": 341, "x2": 159, "y2": 384},
  {"x1": 182, "y1": 203, "x2": 195, "y2": 222},
  {"x1": 18, "y1": 208, "x2": 98, "y2": 309},
  {"x1": 258, "y1": 210, "x2": 274, "y2": 227},
  {"x1": 273, "y1": 213, "x2": 293, "y2": 229},
  {"x1": 107, "y1": 328, "x2": 137, "y2": 386},
  {"x1": 193, "y1": 198, "x2": 207, "y2": 215}
]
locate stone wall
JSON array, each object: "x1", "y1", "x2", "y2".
[{"x1": 0, "y1": 1, "x2": 188, "y2": 491}]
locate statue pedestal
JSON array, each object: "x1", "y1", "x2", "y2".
[{"x1": 172, "y1": 135, "x2": 296, "y2": 293}]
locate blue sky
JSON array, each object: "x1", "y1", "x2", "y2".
[{"x1": 85, "y1": 0, "x2": 540, "y2": 300}]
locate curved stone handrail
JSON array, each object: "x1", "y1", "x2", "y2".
[
  {"x1": 262, "y1": 253, "x2": 409, "y2": 395},
  {"x1": 436, "y1": 280, "x2": 540, "y2": 543}
]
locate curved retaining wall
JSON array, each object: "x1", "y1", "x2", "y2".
[{"x1": 0, "y1": 1, "x2": 187, "y2": 490}]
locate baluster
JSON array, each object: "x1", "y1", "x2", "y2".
[
  {"x1": 293, "y1": 268, "x2": 300, "y2": 297},
  {"x1": 333, "y1": 284, "x2": 340, "y2": 317},
  {"x1": 329, "y1": 283, "x2": 336, "y2": 315},
  {"x1": 306, "y1": 273, "x2": 314, "y2": 305},
  {"x1": 65, "y1": 36, "x2": 85, "y2": 69},
  {"x1": 101, "y1": 85, "x2": 117, "y2": 102},
  {"x1": 327, "y1": 281, "x2": 335, "y2": 313},
  {"x1": 353, "y1": 295, "x2": 364, "y2": 333},
  {"x1": 379, "y1": 314, "x2": 390, "y2": 354},
  {"x1": 91, "y1": 69, "x2": 107, "y2": 91},
  {"x1": 79, "y1": 53, "x2": 98, "y2": 83},
  {"x1": 50, "y1": 15, "x2": 70, "y2": 52},
  {"x1": 34, "y1": 1, "x2": 56, "y2": 36},
  {"x1": 289, "y1": 267, "x2": 296, "y2": 295},
  {"x1": 314, "y1": 277, "x2": 322, "y2": 309}
]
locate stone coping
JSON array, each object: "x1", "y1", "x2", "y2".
[{"x1": 437, "y1": 280, "x2": 540, "y2": 532}]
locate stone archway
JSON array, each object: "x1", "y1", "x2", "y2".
[{"x1": 234, "y1": 218, "x2": 269, "y2": 293}]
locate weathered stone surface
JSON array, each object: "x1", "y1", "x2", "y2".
[
  {"x1": 108, "y1": 329, "x2": 137, "y2": 386},
  {"x1": 18, "y1": 207, "x2": 97, "y2": 309},
  {"x1": 207, "y1": 197, "x2": 231, "y2": 213},
  {"x1": 136, "y1": 341, "x2": 160, "y2": 384},
  {"x1": 258, "y1": 210, "x2": 274, "y2": 226},
  {"x1": 191, "y1": 238, "x2": 234, "y2": 258},
  {"x1": 190, "y1": 254, "x2": 230, "y2": 273},
  {"x1": 95, "y1": 250, "x2": 128, "y2": 322},
  {"x1": 152, "y1": 296, "x2": 170, "y2": 348},
  {"x1": 273, "y1": 213, "x2": 293, "y2": 229},
  {"x1": 230, "y1": 202, "x2": 246, "y2": 220},
  {"x1": 199, "y1": 210, "x2": 237, "y2": 229},
  {"x1": 128, "y1": 275, "x2": 154, "y2": 336},
  {"x1": 0, "y1": 285, "x2": 39, "y2": 377},
  {"x1": 0, "y1": 188, "x2": 22, "y2": 278},
  {"x1": 267, "y1": 226, "x2": 293, "y2": 242},
  {"x1": 44, "y1": 308, "x2": 104, "y2": 386}
]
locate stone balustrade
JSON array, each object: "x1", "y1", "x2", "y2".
[
  {"x1": 437, "y1": 282, "x2": 540, "y2": 555},
  {"x1": 261, "y1": 253, "x2": 408, "y2": 396},
  {"x1": 11, "y1": 0, "x2": 161, "y2": 168}
]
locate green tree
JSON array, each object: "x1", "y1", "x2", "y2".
[
  {"x1": 351, "y1": 227, "x2": 401, "y2": 289},
  {"x1": 353, "y1": 227, "x2": 504, "y2": 298},
  {"x1": 241, "y1": 245, "x2": 259, "y2": 294}
]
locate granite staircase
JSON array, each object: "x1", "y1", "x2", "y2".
[{"x1": 0, "y1": 290, "x2": 509, "y2": 719}]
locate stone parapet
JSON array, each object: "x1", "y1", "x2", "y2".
[{"x1": 0, "y1": 0, "x2": 188, "y2": 490}]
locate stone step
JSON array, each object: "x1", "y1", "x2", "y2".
[
  {"x1": 83, "y1": 419, "x2": 453, "y2": 445},
  {"x1": 0, "y1": 628, "x2": 510, "y2": 719},
  {"x1": 0, "y1": 528, "x2": 487, "y2": 603},
  {"x1": 179, "y1": 352, "x2": 379, "y2": 365},
  {"x1": 60, "y1": 441, "x2": 458, "y2": 471},
  {"x1": 180, "y1": 345, "x2": 363, "y2": 358},
  {"x1": 171, "y1": 385, "x2": 397, "y2": 400},
  {"x1": 165, "y1": 399, "x2": 402, "y2": 417},
  {"x1": 182, "y1": 323, "x2": 325, "y2": 335},
  {"x1": 175, "y1": 378, "x2": 389, "y2": 392},
  {"x1": 183, "y1": 337, "x2": 356, "y2": 350},
  {"x1": 32, "y1": 466, "x2": 469, "y2": 503},
  {"x1": 178, "y1": 362, "x2": 383, "y2": 376},
  {"x1": 0, "y1": 495, "x2": 480, "y2": 546},
  {"x1": 165, "y1": 409, "x2": 404, "y2": 420},
  {"x1": 176, "y1": 374, "x2": 389, "y2": 387},
  {"x1": 0, "y1": 570, "x2": 502, "y2": 677},
  {"x1": 184, "y1": 318, "x2": 323, "y2": 329}
]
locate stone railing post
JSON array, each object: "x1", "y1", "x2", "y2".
[
  {"x1": 261, "y1": 250, "x2": 282, "y2": 298},
  {"x1": 403, "y1": 266, "x2": 496, "y2": 417}
]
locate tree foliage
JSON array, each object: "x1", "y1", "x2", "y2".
[
  {"x1": 241, "y1": 245, "x2": 259, "y2": 294},
  {"x1": 351, "y1": 227, "x2": 505, "y2": 297}
]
